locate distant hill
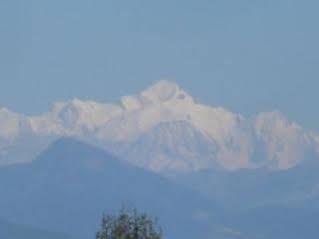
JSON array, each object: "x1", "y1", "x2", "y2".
[
  {"x1": 0, "y1": 219, "x2": 71, "y2": 239},
  {"x1": 0, "y1": 138, "x2": 248, "y2": 239},
  {"x1": 170, "y1": 161, "x2": 319, "y2": 239},
  {"x1": 171, "y1": 159, "x2": 319, "y2": 209}
]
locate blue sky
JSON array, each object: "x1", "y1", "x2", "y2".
[{"x1": 1, "y1": 0, "x2": 319, "y2": 131}]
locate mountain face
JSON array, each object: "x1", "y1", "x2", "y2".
[
  {"x1": 0, "y1": 138, "x2": 246, "y2": 239},
  {"x1": 104, "y1": 121, "x2": 219, "y2": 172},
  {"x1": 0, "y1": 80, "x2": 318, "y2": 173}
]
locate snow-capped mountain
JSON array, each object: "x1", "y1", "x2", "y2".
[{"x1": 0, "y1": 80, "x2": 318, "y2": 172}]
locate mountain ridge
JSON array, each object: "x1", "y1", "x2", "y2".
[{"x1": 0, "y1": 80, "x2": 318, "y2": 172}]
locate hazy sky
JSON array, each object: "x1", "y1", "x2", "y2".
[{"x1": 1, "y1": 0, "x2": 319, "y2": 131}]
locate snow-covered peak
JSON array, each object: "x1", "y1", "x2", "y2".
[
  {"x1": 52, "y1": 98, "x2": 109, "y2": 115},
  {"x1": 57, "y1": 99, "x2": 123, "y2": 127},
  {"x1": 0, "y1": 108, "x2": 32, "y2": 140},
  {"x1": 255, "y1": 111, "x2": 298, "y2": 131},
  {"x1": 0, "y1": 107, "x2": 17, "y2": 118},
  {"x1": 254, "y1": 111, "x2": 305, "y2": 143},
  {"x1": 142, "y1": 80, "x2": 194, "y2": 104},
  {"x1": 121, "y1": 80, "x2": 194, "y2": 111},
  {"x1": 254, "y1": 111, "x2": 314, "y2": 169},
  {"x1": 30, "y1": 99, "x2": 123, "y2": 136}
]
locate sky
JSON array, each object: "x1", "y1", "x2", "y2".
[{"x1": 1, "y1": 0, "x2": 319, "y2": 131}]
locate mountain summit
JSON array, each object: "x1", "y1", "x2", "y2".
[
  {"x1": 121, "y1": 80, "x2": 194, "y2": 111},
  {"x1": 140, "y1": 80, "x2": 194, "y2": 104}
]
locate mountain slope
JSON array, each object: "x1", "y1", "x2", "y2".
[
  {"x1": 105, "y1": 121, "x2": 219, "y2": 172},
  {"x1": 0, "y1": 138, "x2": 247, "y2": 239}
]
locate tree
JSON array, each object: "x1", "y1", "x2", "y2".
[{"x1": 96, "y1": 207, "x2": 162, "y2": 239}]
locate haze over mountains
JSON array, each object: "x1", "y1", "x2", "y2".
[
  {"x1": 0, "y1": 80, "x2": 318, "y2": 172},
  {"x1": 1, "y1": 81, "x2": 319, "y2": 238}
]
